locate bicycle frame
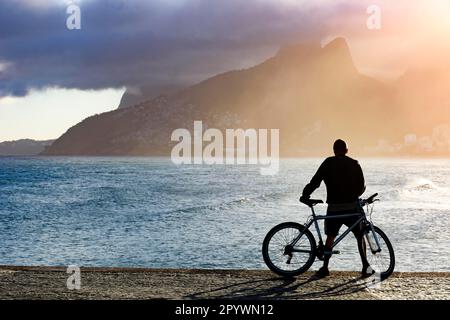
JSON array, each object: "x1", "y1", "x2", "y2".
[{"x1": 290, "y1": 203, "x2": 381, "y2": 252}]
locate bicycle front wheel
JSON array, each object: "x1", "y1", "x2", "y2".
[
  {"x1": 262, "y1": 222, "x2": 316, "y2": 277},
  {"x1": 362, "y1": 225, "x2": 395, "y2": 280}
]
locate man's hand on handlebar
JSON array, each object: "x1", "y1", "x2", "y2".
[
  {"x1": 299, "y1": 195, "x2": 323, "y2": 207},
  {"x1": 299, "y1": 195, "x2": 309, "y2": 203}
]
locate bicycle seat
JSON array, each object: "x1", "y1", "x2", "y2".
[{"x1": 300, "y1": 198, "x2": 324, "y2": 207}]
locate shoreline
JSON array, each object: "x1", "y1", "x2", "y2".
[{"x1": 0, "y1": 266, "x2": 448, "y2": 300}]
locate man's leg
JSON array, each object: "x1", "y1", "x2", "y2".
[
  {"x1": 354, "y1": 229, "x2": 372, "y2": 275},
  {"x1": 315, "y1": 235, "x2": 336, "y2": 277},
  {"x1": 322, "y1": 235, "x2": 336, "y2": 270},
  {"x1": 317, "y1": 215, "x2": 340, "y2": 276}
]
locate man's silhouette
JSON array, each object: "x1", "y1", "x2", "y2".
[{"x1": 300, "y1": 139, "x2": 372, "y2": 277}]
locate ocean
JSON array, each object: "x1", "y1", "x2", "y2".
[{"x1": 0, "y1": 157, "x2": 448, "y2": 272}]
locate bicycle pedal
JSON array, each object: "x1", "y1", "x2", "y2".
[
  {"x1": 286, "y1": 253, "x2": 292, "y2": 264},
  {"x1": 325, "y1": 250, "x2": 340, "y2": 255}
]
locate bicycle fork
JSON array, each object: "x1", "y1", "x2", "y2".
[{"x1": 365, "y1": 223, "x2": 382, "y2": 253}]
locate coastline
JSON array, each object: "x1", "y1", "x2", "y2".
[{"x1": 0, "y1": 266, "x2": 448, "y2": 300}]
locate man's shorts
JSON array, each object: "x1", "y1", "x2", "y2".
[{"x1": 324, "y1": 208, "x2": 364, "y2": 237}]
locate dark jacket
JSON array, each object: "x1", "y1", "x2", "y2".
[{"x1": 302, "y1": 155, "x2": 365, "y2": 204}]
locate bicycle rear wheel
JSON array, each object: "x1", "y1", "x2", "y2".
[
  {"x1": 262, "y1": 222, "x2": 316, "y2": 277},
  {"x1": 362, "y1": 225, "x2": 395, "y2": 280}
]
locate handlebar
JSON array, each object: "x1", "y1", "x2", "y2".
[
  {"x1": 299, "y1": 193, "x2": 379, "y2": 207},
  {"x1": 299, "y1": 197, "x2": 323, "y2": 207},
  {"x1": 361, "y1": 193, "x2": 379, "y2": 205}
]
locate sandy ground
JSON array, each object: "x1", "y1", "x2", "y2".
[{"x1": 0, "y1": 266, "x2": 448, "y2": 300}]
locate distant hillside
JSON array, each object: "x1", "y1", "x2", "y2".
[
  {"x1": 43, "y1": 37, "x2": 450, "y2": 157},
  {"x1": 118, "y1": 84, "x2": 184, "y2": 109},
  {"x1": 0, "y1": 139, "x2": 54, "y2": 156}
]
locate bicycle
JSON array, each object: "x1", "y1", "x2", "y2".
[{"x1": 262, "y1": 193, "x2": 395, "y2": 279}]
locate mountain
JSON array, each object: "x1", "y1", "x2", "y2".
[
  {"x1": 43, "y1": 37, "x2": 445, "y2": 156},
  {"x1": 0, "y1": 139, "x2": 54, "y2": 156},
  {"x1": 118, "y1": 84, "x2": 184, "y2": 109}
]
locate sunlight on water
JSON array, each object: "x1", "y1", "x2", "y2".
[{"x1": 0, "y1": 157, "x2": 448, "y2": 272}]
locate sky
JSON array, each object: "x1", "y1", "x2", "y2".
[
  {"x1": 0, "y1": 88, "x2": 124, "y2": 141},
  {"x1": 1, "y1": 0, "x2": 450, "y2": 141}
]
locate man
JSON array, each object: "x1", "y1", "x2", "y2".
[{"x1": 300, "y1": 139, "x2": 372, "y2": 278}]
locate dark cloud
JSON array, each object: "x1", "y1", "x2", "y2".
[{"x1": 0, "y1": 0, "x2": 349, "y2": 97}]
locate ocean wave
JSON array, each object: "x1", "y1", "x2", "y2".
[
  {"x1": 400, "y1": 178, "x2": 444, "y2": 196},
  {"x1": 154, "y1": 192, "x2": 286, "y2": 216}
]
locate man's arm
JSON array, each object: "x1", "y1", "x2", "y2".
[
  {"x1": 355, "y1": 161, "x2": 366, "y2": 196},
  {"x1": 302, "y1": 161, "x2": 326, "y2": 199}
]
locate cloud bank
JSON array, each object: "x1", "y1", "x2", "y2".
[
  {"x1": 5, "y1": 0, "x2": 447, "y2": 97},
  {"x1": 0, "y1": 0, "x2": 361, "y2": 97}
]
